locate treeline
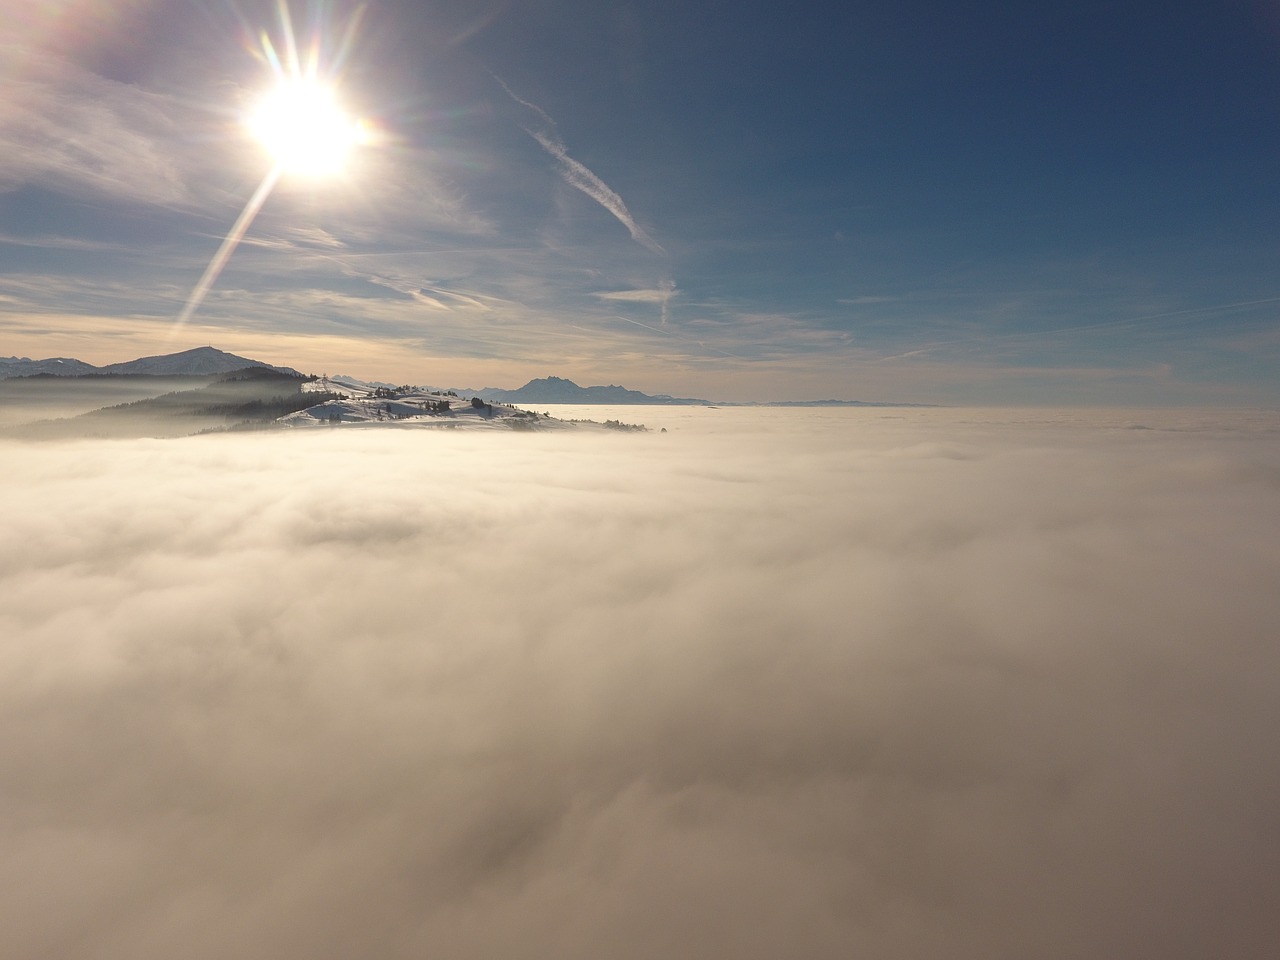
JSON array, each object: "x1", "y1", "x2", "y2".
[
  {"x1": 7, "y1": 376, "x2": 342, "y2": 439},
  {"x1": 200, "y1": 391, "x2": 347, "y2": 420},
  {"x1": 86, "y1": 372, "x2": 320, "y2": 418}
]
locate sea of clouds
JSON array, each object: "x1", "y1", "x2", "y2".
[{"x1": 2, "y1": 406, "x2": 1278, "y2": 959}]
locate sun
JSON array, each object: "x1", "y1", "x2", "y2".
[{"x1": 247, "y1": 78, "x2": 364, "y2": 177}]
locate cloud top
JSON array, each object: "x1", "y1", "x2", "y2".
[{"x1": 2, "y1": 407, "x2": 1279, "y2": 959}]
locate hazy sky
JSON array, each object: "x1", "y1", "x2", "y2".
[
  {"x1": 4, "y1": 407, "x2": 1279, "y2": 957},
  {"x1": 2, "y1": 0, "x2": 1279, "y2": 403}
]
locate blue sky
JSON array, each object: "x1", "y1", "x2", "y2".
[{"x1": 2, "y1": 0, "x2": 1278, "y2": 403}]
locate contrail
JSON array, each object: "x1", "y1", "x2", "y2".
[
  {"x1": 171, "y1": 164, "x2": 281, "y2": 336},
  {"x1": 492, "y1": 74, "x2": 664, "y2": 256},
  {"x1": 490, "y1": 72, "x2": 558, "y2": 132}
]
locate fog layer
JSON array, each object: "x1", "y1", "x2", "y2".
[{"x1": 3, "y1": 408, "x2": 1278, "y2": 958}]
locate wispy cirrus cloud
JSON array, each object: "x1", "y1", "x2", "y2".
[
  {"x1": 0, "y1": 55, "x2": 205, "y2": 206},
  {"x1": 594, "y1": 279, "x2": 677, "y2": 324},
  {"x1": 0, "y1": 232, "x2": 134, "y2": 253},
  {"x1": 593, "y1": 284, "x2": 675, "y2": 305}
]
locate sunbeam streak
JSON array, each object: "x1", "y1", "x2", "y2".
[{"x1": 171, "y1": 164, "x2": 281, "y2": 335}]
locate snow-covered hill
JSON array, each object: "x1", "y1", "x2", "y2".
[
  {"x1": 2, "y1": 366, "x2": 651, "y2": 438},
  {"x1": 285, "y1": 381, "x2": 574, "y2": 430},
  {"x1": 287, "y1": 379, "x2": 649, "y2": 431}
]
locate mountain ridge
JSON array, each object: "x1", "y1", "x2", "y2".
[
  {"x1": 464, "y1": 375, "x2": 932, "y2": 407},
  {"x1": 464, "y1": 376, "x2": 712, "y2": 405},
  {"x1": 1, "y1": 346, "x2": 302, "y2": 380}
]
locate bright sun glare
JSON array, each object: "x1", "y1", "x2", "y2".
[
  {"x1": 247, "y1": 79, "x2": 363, "y2": 177},
  {"x1": 174, "y1": 4, "x2": 372, "y2": 329}
]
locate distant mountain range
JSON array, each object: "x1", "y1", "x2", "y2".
[
  {"x1": 465, "y1": 376, "x2": 931, "y2": 407},
  {"x1": 0, "y1": 346, "x2": 302, "y2": 380},
  {"x1": 467, "y1": 376, "x2": 711, "y2": 405},
  {"x1": 3, "y1": 348, "x2": 928, "y2": 406}
]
